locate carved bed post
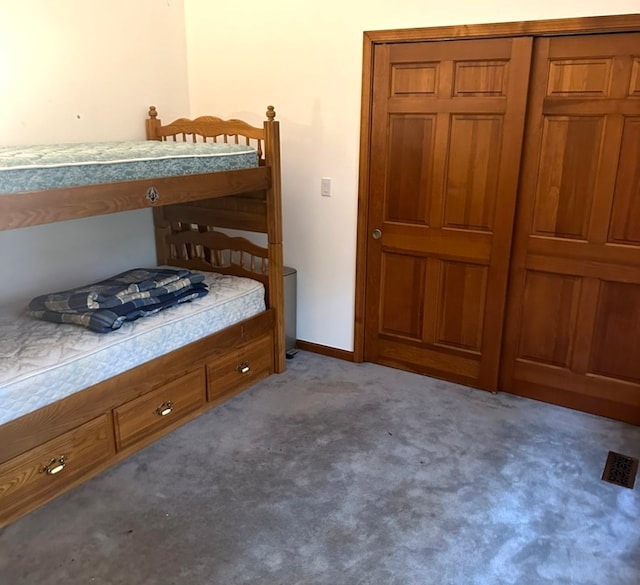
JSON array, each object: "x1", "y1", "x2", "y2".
[
  {"x1": 146, "y1": 106, "x2": 162, "y2": 141},
  {"x1": 264, "y1": 106, "x2": 286, "y2": 373},
  {"x1": 153, "y1": 207, "x2": 172, "y2": 266}
]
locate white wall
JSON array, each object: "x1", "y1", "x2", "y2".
[
  {"x1": 184, "y1": 0, "x2": 639, "y2": 352},
  {"x1": 2, "y1": 2, "x2": 637, "y2": 340},
  {"x1": 0, "y1": 1, "x2": 189, "y2": 306}
]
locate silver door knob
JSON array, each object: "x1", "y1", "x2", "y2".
[{"x1": 372, "y1": 228, "x2": 382, "y2": 240}]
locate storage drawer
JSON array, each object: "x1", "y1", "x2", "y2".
[
  {"x1": 0, "y1": 415, "x2": 114, "y2": 525},
  {"x1": 113, "y1": 367, "x2": 205, "y2": 451},
  {"x1": 207, "y1": 334, "x2": 273, "y2": 401}
]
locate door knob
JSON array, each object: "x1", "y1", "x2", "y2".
[{"x1": 372, "y1": 228, "x2": 382, "y2": 240}]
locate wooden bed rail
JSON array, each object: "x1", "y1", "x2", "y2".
[
  {"x1": 152, "y1": 206, "x2": 284, "y2": 369},
  {"x1": 157, "y1": 226, "x2": 270, "y2": 289}
]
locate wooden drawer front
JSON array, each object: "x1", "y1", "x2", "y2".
[
  {"x1": 114, "y1": 368, "x2": 205, "y2": 451},
  {"x1": 208, "y1": 334, "x2": 273, "y2": 401},
  {"x1": 0, "y1": 415, "x2": 113, "y2": 522}
]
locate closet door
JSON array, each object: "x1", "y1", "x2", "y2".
[
  {"x1": 364, "y1": 37, "x2": 532, "y2": 389},
  {"x1": 501, "y1": 33, "x2": 640, "y2": 424}
]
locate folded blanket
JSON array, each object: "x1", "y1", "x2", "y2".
[
  {"x1": 27, "y1": 283, "x2": 209, "y2": 333},
  {"x1": 28, "y1": 267, "x2": 205, "y2": 312}
]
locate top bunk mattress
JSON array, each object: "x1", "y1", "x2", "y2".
[
  {"x1": 0, "y1": 141, "x2": 258, "y2": 194},
  {"x1": 0, "y1": 271, "x2": 265, "y2": 426}
]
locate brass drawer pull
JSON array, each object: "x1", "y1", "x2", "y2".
[
  {"x1": 40, "y1": 456, "x2": 67, "y2": 476},
  {"x1": 155, "y1": 401, "x2": 174, "y2": 417},
  {"x1": 237, "y1": 361, "x2": 251, "y2": 374}
]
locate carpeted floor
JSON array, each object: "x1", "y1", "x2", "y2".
[{"x1": 1, "y1": 350, "x2": 638, "y2": 584}]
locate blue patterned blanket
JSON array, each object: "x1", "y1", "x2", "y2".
[
  {"x1": 27, "y1": 268, "x2": 208, "y2": 333},
  {"x1": 29, "y1": 267, "x2": 205, "y2": 311}
]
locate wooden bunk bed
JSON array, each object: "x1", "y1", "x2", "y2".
[{"x1": 0, "y1": 106, "x2": 285, "y2": 528}]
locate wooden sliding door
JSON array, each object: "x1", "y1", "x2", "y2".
[
  {"x1": 501, "y1": 32, "x2": 640, "y2": 424},
  {"x1": 363, "y1": 37, "x2": 532, "y2": 390}
]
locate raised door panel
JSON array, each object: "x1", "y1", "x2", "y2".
[
  {"x1": 391, "y1": 63, "x2": 438, "y2": 96},
  {"x1": 608, "y1": 117, "x2": 640, "y2": 244},
  {"x1": 589, "y1": 282, "x2": 640, "y2": 383},
  {"x1": 443, "y1": 116, "x2": 503, "y2": 231},
  {"x1": 379, "y1": 253, "x2": 427, "y2": 340},
  {"x1": 531, "y1": 116, "x2": 604, "y2": 239},
  {"x1": 434, "y1": 261, "x2": 487, "y2": 352},
  {"x1": 501, "y1": 32, "x2": 640, "y2": 425},
  {"x1": 547, "y1": 58, "x2": 614, "y2": 96},
  {"x1": 516, "y1": 271, "x2": 581, "y2": 368},
  {"x1": 365, "y1": 37, "x2": 532, "y2": 389},
  {"x1": 453, "y1": 60, "x2": 509, "y2": 96},
  {"x1": 386, "y1": 115, "x2": 435, "y2": 224}
]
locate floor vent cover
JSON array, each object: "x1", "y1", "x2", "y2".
[{"x1": 602, "y1": 451, "x2": 638, "y2": 489}]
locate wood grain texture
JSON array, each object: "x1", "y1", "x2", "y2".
[
  {"x1": 364, "y1": 14, "x2": 640, "y2": 43},
  {"x1": 0, "y1": 105, "x2": 287, "y2": 526},
  {"x1": 0, "y1": 415, "x2": 114, "y2": 527},
  {"x1": 165, "y1": 196, "x2": 269, "y2": 233},
  {"x1": 608, "y1": 117, "x2": 640, "y2": 244},
  {"x1": 0, "y1": 310, "x2": 275, "y2": 466},
  {"x1": 435, "y1": 261, "x2": 488, "y2": 352},
  {"x1": 1, "y1": 106, "x2": 279, "y2": 231},
  {"x1": 353, "y1": 33, "x2": 377, "y2": 363},
  {"x1": 263, "y1": 116, "x2": 285, "y2": 373},
  {"x1": 295, "y1": 340, "x2": 356, "y2": 362},
  {"x1": 150, "y1": 105, "x2": 284, "y2": 372},
  {"x1": 363, "y1": 36, "x2": 531, "y2": 390},
  {"x1": 113, "y1": 368, "x2": 206, "y2": 451},
  {"x1": 0, "y1": 311, "x2": 276, "y2": 528},
  {"x1": 356, "y1": 15, "x2": 640, "y2": 422},
  {"x1": 146, "y1": 106, "x2": 273, "y2": 158},
  {"x1": 0, "y1": 167, "x2": 271, "y2": 231},
  {"x1": 501, "y1": 32, "x2": 640, "y2": 424},
  {"x1": 517, "y1": 271, "x2": 581, "y2": 367},
  {"x1": 207, "y1": 334, "x2": 273, "y2": 401},
  {"x1": 379, "y1": 253, "x2": 426, "y2": 339}
]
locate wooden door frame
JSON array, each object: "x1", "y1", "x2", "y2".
[{"x1": 354, "y1": 13, "x2": 640, "y2": 363}]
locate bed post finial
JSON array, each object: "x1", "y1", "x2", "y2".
[
  {"x1": 266, "y1": 105, "x2": 276, "y2": 121},
  {"x1": 146, "y1": 106, "x2": 161, "y2": 141}
]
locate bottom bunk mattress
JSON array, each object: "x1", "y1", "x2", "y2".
[{"x1": 0, "y1": 271, "x2": 265, "y2": 426}]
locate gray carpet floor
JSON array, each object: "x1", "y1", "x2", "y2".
[{"x1": 1, "y1": 350, "x2": 638, "y2": 584}]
